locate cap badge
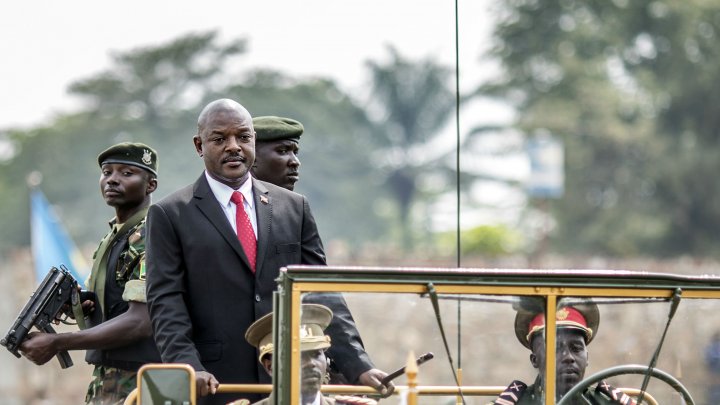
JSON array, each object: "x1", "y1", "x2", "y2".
[
  {"x1": 556, "y1": 308, "x2": 569, "y2": 321},
  {"x1": 142, "y1": 149, "x2": 153, "y2": 165},
  {"x1": 300, "y1": 325, "x2": 314, "y2": 338}
]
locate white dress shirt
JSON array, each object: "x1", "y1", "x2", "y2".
[{"x1": 204, "y1": 171, "x2": 258, "y2": 238}]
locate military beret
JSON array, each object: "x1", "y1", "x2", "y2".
[
  {"x1": 514, "y1": 298, "x2": 599, "y2": 349},
  {"x1": 245, "y1": 304, "x2": 333, "y2": 362},
  {"x1": 97, "y1": 142, "x2": 158, "y2": 176},
  {"x1": 253, "y1": 116, "x2": 304, "y2": 142}
]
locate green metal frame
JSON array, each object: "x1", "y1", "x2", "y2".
[{"x1": 273, "y1": 266, "x2": 720, "y2": 405}]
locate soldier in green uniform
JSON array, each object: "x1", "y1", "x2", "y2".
[
  {"x1": 19, "y1": 142, "x2": 162, "y2": 404},
  {"x1": 490, "y1": 300, "x2": 636, "y2": 405},
  {"x1": 228, "y1": 304, "x2": 377, "y2": 405},
  {"x1": 250, "y1": 115, "x2": 304, "y2": 191}
]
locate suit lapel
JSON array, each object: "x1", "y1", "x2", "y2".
[
  {"x1": 193, "y1": 174, "x2": 253, "y2": 270},
  {"x1": 253, "y1": 179, "x2": 272, "y2": 278}
]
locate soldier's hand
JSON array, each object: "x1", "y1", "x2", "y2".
[
  {"x1": 81, "y1": 298, "x2": 95, "y2": 315},
  {"x1": 358, "y1": 369, "x2": 395, "y2": 398},
  {"x1": 195, "y1": 371, "x2": 219, "y2": 397},
  {"x1": 18, "y1": 332, "x2": 58, "y2": 365}
]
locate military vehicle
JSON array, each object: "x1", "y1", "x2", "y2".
[{"x1": 125, "y1": 265, "x2": 720, "y2": 404}]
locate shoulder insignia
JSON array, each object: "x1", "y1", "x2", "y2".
[
  {"x1": 333, "y1": 395, "x2": 377, "y2": 405},
  {"x1": 595, "y1": 380, "x2": 637, "y2": 405},
  {"x1": 491, "y1": 380, "x2": 527, "y2": 405},
  {"x1": 226, "y1": 400, "x2": 250, "y2": 405}
]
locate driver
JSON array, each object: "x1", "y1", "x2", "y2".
[{"x1": 490, "y1": 300, "x2": 636, "y2": 405}]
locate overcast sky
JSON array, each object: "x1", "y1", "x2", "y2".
[{"x1": 0, "y1": 1, "x2": 502, "y2": 130}]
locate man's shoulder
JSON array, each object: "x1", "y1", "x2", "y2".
[
  {"x1": 254, "y1": 178, "x2": 302, "y2": 198},
  {"x1": 590, "y1": 380, "x2": 638, "y2": 404},
  {"x1": 253, "y1": 178, "x2": 307, "y2": 207},
  {"x1": 331, "y1": 395, "x2": 377, "y2": 405},
  {"x1": 155, "y1": 182, "x2": 197, "y2": 207}
]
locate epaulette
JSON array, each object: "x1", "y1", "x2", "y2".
[
  {"x1": 333, "y1": 395, "x2": 378, "y2": 405},
  {"x1": 225, "y1": 399, "x2": 250, "y2": 405},
  {"x1": 595, "y1": 380, "x2": 637, "y2": 405},
  {"x1": 491, "y1": 380, "x2": 527, "y2": 405}
]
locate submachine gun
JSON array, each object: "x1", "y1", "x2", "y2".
[{"x1": 0, "y1": 265, "x2": 83, "y2": 368}]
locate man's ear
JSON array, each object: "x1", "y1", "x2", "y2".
[
  {"x1": 146, "y1": 177, "x2": 158, "y2": 194},
  {"x1": 261, "y1": 357, "x2": 272, "y2": 375},
  {"x1": 193, "y1": 135, "x2": 203, "y2": 157},
  {"x1": 530, "y1": 353, "x2": 539, "y2": 369}
]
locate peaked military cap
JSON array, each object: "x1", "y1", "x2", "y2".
[
  {"x1": 253, "y1": 116, "x2": 304, "y2": 142},
  {"x1": 98, "y1": 142, "x2": 158, "y2": 176},
  {"x1": 514, "y1": 298, "x2": 599, "y2": 349},
  {"x1": 245, "y1": 304, "x2": 332, "y2": 362}
]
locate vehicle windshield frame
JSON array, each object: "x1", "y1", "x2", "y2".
[{"x1": 273, "y1": 266, "x2": 720, "y2": 404}]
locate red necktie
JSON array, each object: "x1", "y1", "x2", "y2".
[{"x1": 230, "y1": 191, "x2": 257, "y2": 273}]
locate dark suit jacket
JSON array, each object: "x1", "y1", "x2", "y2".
[{"x1": 146, "y1": 174, "x2": 372, "y2": 404}]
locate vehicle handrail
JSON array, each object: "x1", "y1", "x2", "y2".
[{"x1": 124, "y1": 384, "x2": 658, "y2": 404}]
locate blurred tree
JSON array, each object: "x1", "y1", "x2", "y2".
[
  {"x1": 0, "y1": 32, "x2": 393, "y2": 256},
  {"x1": 0, "y1": 31, "x2": 243, "y2": 251},
  {"x1": 69, "y1": 31, "x2": 246, "y2": 124},
  {"x1": 226, "y1": 70, "x2": 391, "y2": 248},
  {"x1": 484, "y1": 0, "x2": 720, "y2": 257},
  {"x1": 365, "y1": 46, "x2": 458, "y2": 251}
]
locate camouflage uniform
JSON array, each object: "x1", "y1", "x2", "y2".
[
  {"x1": 85, "y1": 365, "x2": 138, "y2": 405},
  {"x1": 84, "y1": 213, "x2": 158, "y2": 404}
]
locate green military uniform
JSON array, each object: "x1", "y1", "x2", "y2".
[{"x1": 84, "y1": 143, "x2": 161, "y2": 405}]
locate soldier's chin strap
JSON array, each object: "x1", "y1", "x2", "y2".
[
  {"x1": 636, "y1": 288, "x2": 682, "y2": 404},
  {"x1": 427, "y1": 283, "x2": 466, "y2": 405}
]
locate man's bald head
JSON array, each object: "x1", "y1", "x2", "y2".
[
  {"x1": 197, "y1": 99, "x2": 253, "y2": 133},
  {"x1": 193, "y1": 98, "x2": 256, "y2": 189}
]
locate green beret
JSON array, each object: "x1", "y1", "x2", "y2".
[
  {"x1": 253, "y1": 116, "x2": 304, "y2": 142},
  {"x1": 97, "y1": 142, "x2": 158, "y2": 176}
]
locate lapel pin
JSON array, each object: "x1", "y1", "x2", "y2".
[{"x1": 260, "y1": 196, "x2": 269, "y2": 204}]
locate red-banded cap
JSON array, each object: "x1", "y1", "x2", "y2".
[{"x1": 514, "y1": 300, "x2": 599, "y2": 349}]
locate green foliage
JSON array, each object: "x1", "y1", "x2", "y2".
[
  {"x1": 486, "y1": 0, "x2": 720, "y2": 257},
  {"x1": 0, "y1": 31, "x2": 395, "y2": 254},
  {"x1": 439, "y1": 225, "x2": 522, "y2": 257},
  {"x1": 225, "y1": 71, "x2": 392, "y2": 243},
  {"x1": 365, "y1": 46, "x2": 459, "y2": 251}
]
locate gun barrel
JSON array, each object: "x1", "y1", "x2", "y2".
[{"x1": 380, "y1": 352, "x2": 434, "y2": 386}]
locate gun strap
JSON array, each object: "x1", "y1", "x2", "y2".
[
  {"x1": 71, "y1": 288, "x2": 87, "y2": 330},
  {"x1": 90, "y1": 208, "x2": 148, "y2": 319}
]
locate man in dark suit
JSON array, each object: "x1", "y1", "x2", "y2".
[{"x1": 145, "y1": 99, "x2": 389, "y2": 405}]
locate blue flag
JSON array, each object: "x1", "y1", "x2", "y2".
[{"x1": 30, "y1": 189, "x2": 89, "y2": 282}]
